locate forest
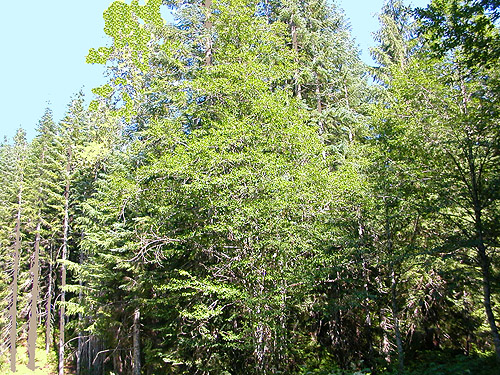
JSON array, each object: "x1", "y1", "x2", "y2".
[{"x1": 1, "y1": 0, "x2": 499, "y2": 374}]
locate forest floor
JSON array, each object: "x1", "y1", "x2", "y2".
[
  {"x1": 1, "y1": 343, "x2": 496, "y2": 374},
  {"x1": 0, "y1": 336, "x2": 58, "y2": 375}
]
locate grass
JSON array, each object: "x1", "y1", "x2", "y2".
[{"x1": 0, "y1": 334, "x2": 57, "y2": 375}]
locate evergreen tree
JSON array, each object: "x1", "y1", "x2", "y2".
[
  {"x1": 371, "y1": 0, "x2": 415, "y2": 84},
  {"x1": 0, "y1": 129, "x2": 28, "y2": 372},
  {"x1": 24, "y1": 109, "x2": 65, "y2": 370},
  {"x1": 276, "y1": 0, "x2": 370, "y2": 158},
  {"x1": 56, "y1": 93, "x2": 89, "y2": 375}
]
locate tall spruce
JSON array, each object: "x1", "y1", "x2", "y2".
[
  {"x1": 0, "y1": 130, "x2": 28, "y2": 372},
  {"x1": 56, "y1": 93, "x2": 88, "y2": 375},
  {"x1": 25, "y1": 109, "x2": 65, "y2": 370}
]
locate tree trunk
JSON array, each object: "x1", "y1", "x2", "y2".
[
  {"x1": 291, "y1": 22, "x2": 301, "y2": 99},
  {"x1": 76, "y1": 291, "x2": 83, "y2": 375},
  {"x1": 467, "y1": 134, "x2": 500, "y2": 361},
  {"x1": 315, "y1": 72, "x2": 324, "y2": 134},
  {"x1": 76, "y1": 233, "x2": 85, "y2": 375},
  {"x1": 59, "y1": 157, "x2": 71, "y2": 375},
  {"x1": 362, "y1": 260, "x2": 375, "y2": 369},
  {"x1": 28, "y1": 222, "x2": 41, "y2": 371},
  {"x1": 475, "y1": 215, "x2": 500, "y2": 361},
  {"x1": 343, "y1": 82, "x2": 353, "y2": 143},
  {"x1": 385, "y1": 200, "x2": 404, "y2": 372},
  {"x1": 203, "y1": 0, "x2": 213, "y2": 66},
  {"x1": 9, "y1": 184, "x2": 22, "y2": 372},
  {"x1": 45, "y1": 247, "x2": 53, "y2": 354},
  {"x1": 133, "y1": 308, "x2": 141, "y2": 375},
  {"x1": 76, "y1": 332, "x2": 82, "y2": 375},
  {"x1": 380, "y1": 313, "x2": 391, "y2": 362},
  {"x1": 391, "y1": 267, "x2": 404, "y2": 374},
  {"x1": 254, "y1": 273, "x2": 269, "y2": 375}
]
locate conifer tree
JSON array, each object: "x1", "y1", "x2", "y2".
[
  {"x1": 277, "y1": 0, "x2": 370, "y2": 155},
  {"x1": 25, "y1": 109, "x2": 65, "y2": 370},
  {"x1": 0, "y1": 141, "x2": 13, "y2": 365},
  {"x1": 371, "y1": 0, "x2": 414, "y2": 84},
  {"x1": 368, "y1": 2, "x2": 422, "y2": 371},
  {"x1": 56, "y1": 93, "x2": 89, "y2": 375},
  {"x1": 0, "y1": 129, "x2": 28, "y2": 372}
]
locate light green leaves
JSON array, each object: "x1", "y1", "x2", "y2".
[{"x1": 87, "y1": 0, "x2": 164, "y2": 71}]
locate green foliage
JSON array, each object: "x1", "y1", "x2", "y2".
[
  {"x1": 2, "y1": 0, "x2": 500, "y2": 374},
  {"x1": 0, "y1": 329, "x2": 57, "y2": 374},
  {"x1": 87, "y1": 0, "x2": 164, "y2": 71},
  {"x1": 405, "y1": 351, "x2": 497, "y2": 375},
  {"x1": 371, "y1": 0, "x2": 415, "y2": 84},
  {"x1": 416, "y1": 0, "x2": 500, "y2": 68}
]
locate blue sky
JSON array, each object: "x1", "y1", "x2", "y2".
[
  {"x1": 338, "y1": 0, "x2": 430, "y2": 60},
  {"x1": 0, "y1": 0, "x2": 429, "y2": 142}
]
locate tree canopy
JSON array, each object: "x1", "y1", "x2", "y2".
[{"x1": 1, "y1": 0, "x2": 499, "y2": 374}]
